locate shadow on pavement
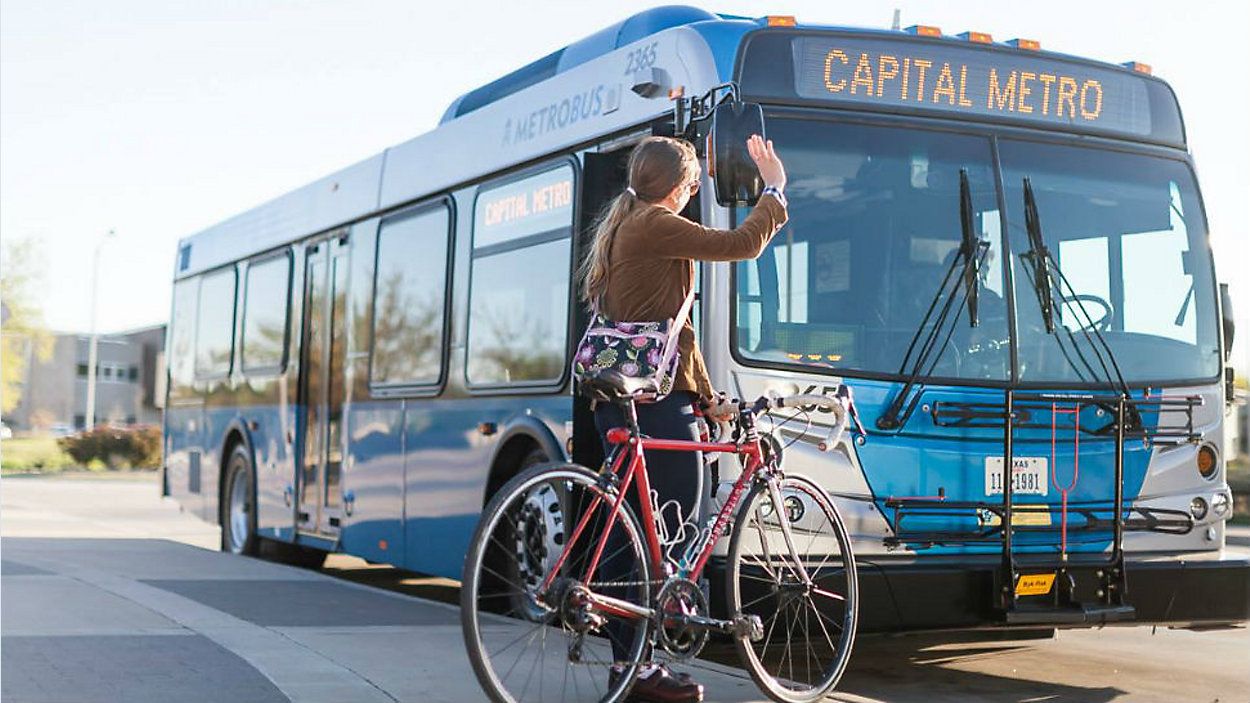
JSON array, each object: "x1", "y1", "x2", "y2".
[{"x1": 315, "y1": 558, "x2": 1128, "y2": 703}]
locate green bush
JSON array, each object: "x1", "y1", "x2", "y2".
[
  {"x1": 0, "y1": 437, "x2": 76, "y2": 471},
  {"x1": 58, "y1": 425, "x2": 161, "y2": 469}
]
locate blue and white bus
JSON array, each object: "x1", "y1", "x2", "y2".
[{"x1": 163, "y1": 6, "x2": 1248, "y2": 632}]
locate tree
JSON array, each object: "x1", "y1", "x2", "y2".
[{"x1": 1, "y1": 237, "x2": 52, "y2": 414}]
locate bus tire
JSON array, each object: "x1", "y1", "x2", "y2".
[{"x1": 220, "y1": 444, "x2": 259, "y2": 556}]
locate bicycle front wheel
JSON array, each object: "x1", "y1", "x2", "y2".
[
  {"x1": 461, "y1": 463, "x2": 652, "y2": 703},
  {"x1": 726, "y1": 473, "x2": 858, "y2": 703}
]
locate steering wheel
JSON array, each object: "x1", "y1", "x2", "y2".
[{"x1": 1062, "y1": 294, "x2": 1114, "y2": 333}]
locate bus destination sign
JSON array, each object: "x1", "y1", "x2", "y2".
[{"x1": 792, "y1": 36, "x2": 1152, "y2": 136}]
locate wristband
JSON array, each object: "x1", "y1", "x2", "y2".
[{"x1": 762, "y1": 185, "x2": 787, "y2": 208}]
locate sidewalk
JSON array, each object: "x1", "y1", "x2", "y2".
[
  {"x1": 0, "y1": 478, "x2": 805, "y2": 703},
  {"x1": 4, "y1": 477, "x2": 1245, "y2": 703}
]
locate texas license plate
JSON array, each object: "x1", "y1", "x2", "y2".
[{"x1": 985, "y1": 457, "x2": 1049, "y2": 496}]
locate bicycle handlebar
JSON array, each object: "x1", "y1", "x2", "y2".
[{"x1": 756, "y1": 392, "x2": 850, "y2": 452}]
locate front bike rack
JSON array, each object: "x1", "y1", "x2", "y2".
[{"x1": 884, "y1": 390, "x2": 1200, "y2": 624}]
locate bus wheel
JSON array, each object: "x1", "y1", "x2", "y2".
[
  {"x1": 221, "y1": 445, "x2": 258, "y2": 556},
  {"x1": 480, "y1": 445, "x2": 553, "y2": 615}
]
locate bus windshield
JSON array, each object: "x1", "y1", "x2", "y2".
[
  {"x1": 734, "y1": 117, "x2": 1220, "y2": 386},
  {"x1": 736, "y1": 118, "x2": 1012, "y2": 382},
  {"x1": 1001, "y1": 140, "x2": 1220, "y2": 384}
]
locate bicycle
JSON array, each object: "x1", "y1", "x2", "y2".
[{"x1": 461, "y1": 368, "x2": 859, "y2": 703}]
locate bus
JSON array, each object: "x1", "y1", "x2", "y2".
[{"x1": 163, "y1": 6, "x2": 1248, "y2": 632}]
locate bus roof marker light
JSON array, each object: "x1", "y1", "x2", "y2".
[
  {"x1": 957, "y1": 31, "x2": 993, "y2": 44},
  {"x1": 905, "y1": 25, "x2": 942, "y2": 37},
  {"x1": 668, "y1": 86, "x2": 685, "y2": 100},
  {"x1": 1007, "y1": 38, "x2": 1041, "y2": 51},
  {"x1": 1122, "y1": 61, "x2": 1152, "y2": 74},
  {"x1": 765, "y1": 15, "x2": 796, "y2": 27}
]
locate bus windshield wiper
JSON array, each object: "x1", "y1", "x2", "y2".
[
  {"x1": 877, "y1": 169, "x2": 988, "y2": 430},
  {"x1": 959, "y1": 169, "x2": 983, "y2": 327},
  {"x1": 1017, "y1": 177, "x2": 1133, "y2": 402},
  {"x1": 1021, "y1": 177, "x2": 1056, "y2": 333}
]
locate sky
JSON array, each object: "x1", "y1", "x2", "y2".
[{"x1": 2, "y1": 0, "x2": 1248, "y2": 371}]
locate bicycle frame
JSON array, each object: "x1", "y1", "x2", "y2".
[{"x1": 538, "y1": 419, "x2": 767, "y2": 621}]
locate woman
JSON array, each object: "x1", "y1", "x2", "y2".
[{"x1": 579, "y1": 134, "x2": 788, "y2": 703}]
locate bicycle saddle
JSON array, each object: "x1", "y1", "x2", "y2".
[{"x1": 579, "y1": 368, "x2": 658, "y2": 402}]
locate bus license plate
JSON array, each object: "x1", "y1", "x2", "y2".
[{"x1": 985, "y1": 457, "x2": 1049, "y2": 496}]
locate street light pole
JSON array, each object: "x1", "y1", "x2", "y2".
[{"x1": 84, "y1": 229, "x2": 115, "y2": 430}]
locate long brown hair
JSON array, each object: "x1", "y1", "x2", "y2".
[{"x1": 578, "y1": 136, "x2": 700, "y2": 304}]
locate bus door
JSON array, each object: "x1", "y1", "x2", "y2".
[{"x1": 297, "y1": 231, "x2": 349, "y2": 537}]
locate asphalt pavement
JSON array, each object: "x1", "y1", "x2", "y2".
[{"x1": 2, "y1": 474, "x2": 1248, "y2": 703}]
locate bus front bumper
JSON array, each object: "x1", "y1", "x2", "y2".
[{"x1": 711, "y1": 550, "x2": 1250, "y2": 632}]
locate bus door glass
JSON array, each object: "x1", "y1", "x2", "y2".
[{"x1": 298, "y1": 233, "x2": 349, "y2": 535}]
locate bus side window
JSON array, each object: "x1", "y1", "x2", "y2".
[
  {"x1": 195, "y1": 267, "x2": 237, "y2": 379},
  {"x1": 240, "y1": 253, "x2": 292, "y2": 374},
  {"x1": 168, "y1": 278, "x2": 200, "y2": 399},
  {"x1": 370, "y1": 204, "x2": 452, "y2": 388},
  {"x1": 466, "y1": 164, "x2": 575, "y2": 387}
]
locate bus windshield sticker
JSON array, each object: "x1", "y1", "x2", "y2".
[{"x1": 792, "y1": 36, "x2": 1152, "y2": 137}]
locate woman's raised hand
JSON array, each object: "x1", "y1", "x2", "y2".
[{"x1": 746, "y1": 134, "x2": 786, "y2": 192}]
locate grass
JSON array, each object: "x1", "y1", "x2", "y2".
[{"x1": 1, "y1": 436, "x2": 78, "y2": 473}]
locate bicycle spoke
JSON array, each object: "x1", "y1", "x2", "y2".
[
  {"x1": 464, "y1": 468, "x2": 650, "y2": 703},
  {"x1": 499, "y1": 623, "x2": 545, "y2": 685},
  {"x1": 807, "y1": 595, "x2": 839, "y2": 653},
  {"x1": 490, "y1": 620, "x2": 545, "y2": 659},
  {"x1": 729, "y1": 475, "x2": 857, "y2": 699},
  {"x1": 812, "y1": 587, "x2": 846, "y2": 602},
  {"x1": 739, "y1": 589, "x2": 778, "y2": 611}
]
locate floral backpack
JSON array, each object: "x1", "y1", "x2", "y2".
[{"x1": 571, "y1": 286, "x2": 696, "y2": 403}]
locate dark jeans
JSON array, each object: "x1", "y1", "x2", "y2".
[{"x1": 594, "y1": 391, "x2": 703, "y2": 661}]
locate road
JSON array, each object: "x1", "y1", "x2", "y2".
[{"x1": 2, "y1": 473, "x2": 1247, "y2": 702}]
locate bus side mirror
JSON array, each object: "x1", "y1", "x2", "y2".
[
  {"x1": 1220, "y1": 282, "x2": 1235, "y2": 362},
  {"x1": 709, "y1": 101, "x2": 766, "y2": 207}
]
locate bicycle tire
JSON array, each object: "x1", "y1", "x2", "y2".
[
  {"x1": 462, "y1": 463, "x2": 652, "y2": 703},
  {"x1": 726, "y1": 472, "x2": 858, "y2": 703}
]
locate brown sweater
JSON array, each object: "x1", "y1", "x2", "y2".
[{"x1": 600, "y1": 194, "x2": 788, "y2": 399}]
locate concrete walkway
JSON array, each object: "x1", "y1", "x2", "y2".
[
  {"x1": 0, "y1": 477, "x2": 813, "y2": 703},
  {"x1": 3, "y1": 475, "x2": 1247, "y2": 703}
]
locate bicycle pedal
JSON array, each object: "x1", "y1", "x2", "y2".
[{"x1": 731, "y1": 614, "x2": 765, "y2": 641}]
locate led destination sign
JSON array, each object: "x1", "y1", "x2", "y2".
[
  {"x1": 789, "y1": 36, "x2": 1154, "y2": 137},
  {"x1": 474, "y1": 166, "x2": 574, "y2": 249}
]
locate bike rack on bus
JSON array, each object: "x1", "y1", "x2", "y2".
[{"x1": 884, "y1": 390, "x2": 1201, "y2": 625}]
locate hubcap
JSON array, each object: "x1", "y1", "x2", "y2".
[
  {"x1": 513, "y1": 483, "x2": 564, "y2": 614},
  {"x1": 228, "y1": 465, "x2": 250, "y2": 552}
]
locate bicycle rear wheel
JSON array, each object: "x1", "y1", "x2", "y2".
[
  {"x1": 726, "y1": 473, "x2": 858, "y2": 703},
  {"x1": 461, "y1": 463, "x2": 652, "y2": 703}
]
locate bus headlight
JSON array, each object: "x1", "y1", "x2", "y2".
[
  {"x1": 1189, "y1": 496, "x2": 1208, "y2": 520},
  {"x1": 1196, "y1": 444, "x2": 1218, "y2": 480},
  {"x1": 1211, "y1": 492, "x2": 1231, "y2": 518}
]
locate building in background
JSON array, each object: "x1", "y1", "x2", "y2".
[{"x1": 7, "y1": 324, "x2": 165, "y2": 432}]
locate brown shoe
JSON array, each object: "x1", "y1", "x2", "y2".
[{"x1": 617, "y1": 664, "x2": 704, "y2": 703}]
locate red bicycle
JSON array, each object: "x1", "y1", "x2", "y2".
[{"x1": 461, "y1": 369, "x2": 859, "y2": 703}]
